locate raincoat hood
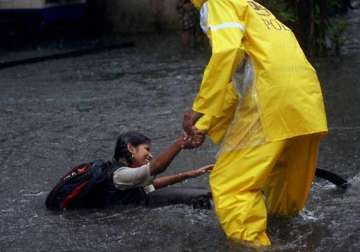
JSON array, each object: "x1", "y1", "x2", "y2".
[{"x1": 191, "y1": 0, "x2": 206, "y2": 9}]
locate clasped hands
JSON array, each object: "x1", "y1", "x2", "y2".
[{"x1": 181, "y1": 110, "x2": 205, "y2": 149}]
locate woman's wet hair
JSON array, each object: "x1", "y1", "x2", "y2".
[{"x1": 113, "y1": 132, "x2": 151, "y2": 165}]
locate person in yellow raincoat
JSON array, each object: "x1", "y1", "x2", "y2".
[{"x1": 182, "y1": 0, "x2": 328, "y2": 246}]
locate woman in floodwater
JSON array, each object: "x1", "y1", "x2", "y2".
[
  {"x1": 46, "y1": 131, "x2": 212, "y2": 210},
  {"x1": 106, "y1": 131, "x2": 213, "y2": 207}
]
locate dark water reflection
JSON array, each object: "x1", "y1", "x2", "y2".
[{"x1": 0, "y1": 34, "x2": 359, "y2": 251}]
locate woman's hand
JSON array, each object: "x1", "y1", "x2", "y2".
[
  {"x1": 153, "y1": 164, "x2": 214, "y2": 189},
  {"x1": 185, "y1": 164, "x2": 214, "y2": 178}
]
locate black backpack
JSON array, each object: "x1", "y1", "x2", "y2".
[{"x1": 45, "y1": 160, "x2": 114, "y2": 210}]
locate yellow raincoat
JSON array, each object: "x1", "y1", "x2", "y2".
[{"x1": 190, "y1": 0, "x2": 328, "y2": 246}]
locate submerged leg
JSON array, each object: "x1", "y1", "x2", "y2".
[
  {"x1": 147, "y1": 187, "x2": 212, "y2": 209},
  {"x1": 264, "y1": 134, "x2": 322, "y2": 215},
  {"x1": 210, "y1": 140, "x2": 287, "y2": 246}
]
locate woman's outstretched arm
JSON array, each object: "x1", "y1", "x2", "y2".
[
  {"x1": 153, "y1": 164, "x2": 213, "y2": 189},
  {"x1": 149, "y1": 136, "x2": 196, "y2": 176}
]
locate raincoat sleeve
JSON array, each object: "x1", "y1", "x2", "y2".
[
  {"x1": 195, "y1": 81, "x2": 238, "y2": 144},
  {"x1": 192, "y1": 0, "x2": 246, "y2": 140}
]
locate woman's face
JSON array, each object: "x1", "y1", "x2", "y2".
[{"x1": 129, "y1": 143, "x2": 153, "y2": 166}]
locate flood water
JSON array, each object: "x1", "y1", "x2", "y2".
[{"x1": 0, "y1": 33, "x2": 359, "y2": 251}]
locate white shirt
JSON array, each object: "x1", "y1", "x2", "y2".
[{"x1": 113, "y1": 162, "x2": 155, "y2": 193}]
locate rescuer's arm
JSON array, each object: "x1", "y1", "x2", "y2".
[
  {"x1": 194, "y1": 81, "x2": 239, "y2": 143},
  {"x1": 185, "y1": 0, "x2": 245, "y2": 142},
  {"x1": 183, "y1": 110, "x2": 203, "y2": 134}
]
